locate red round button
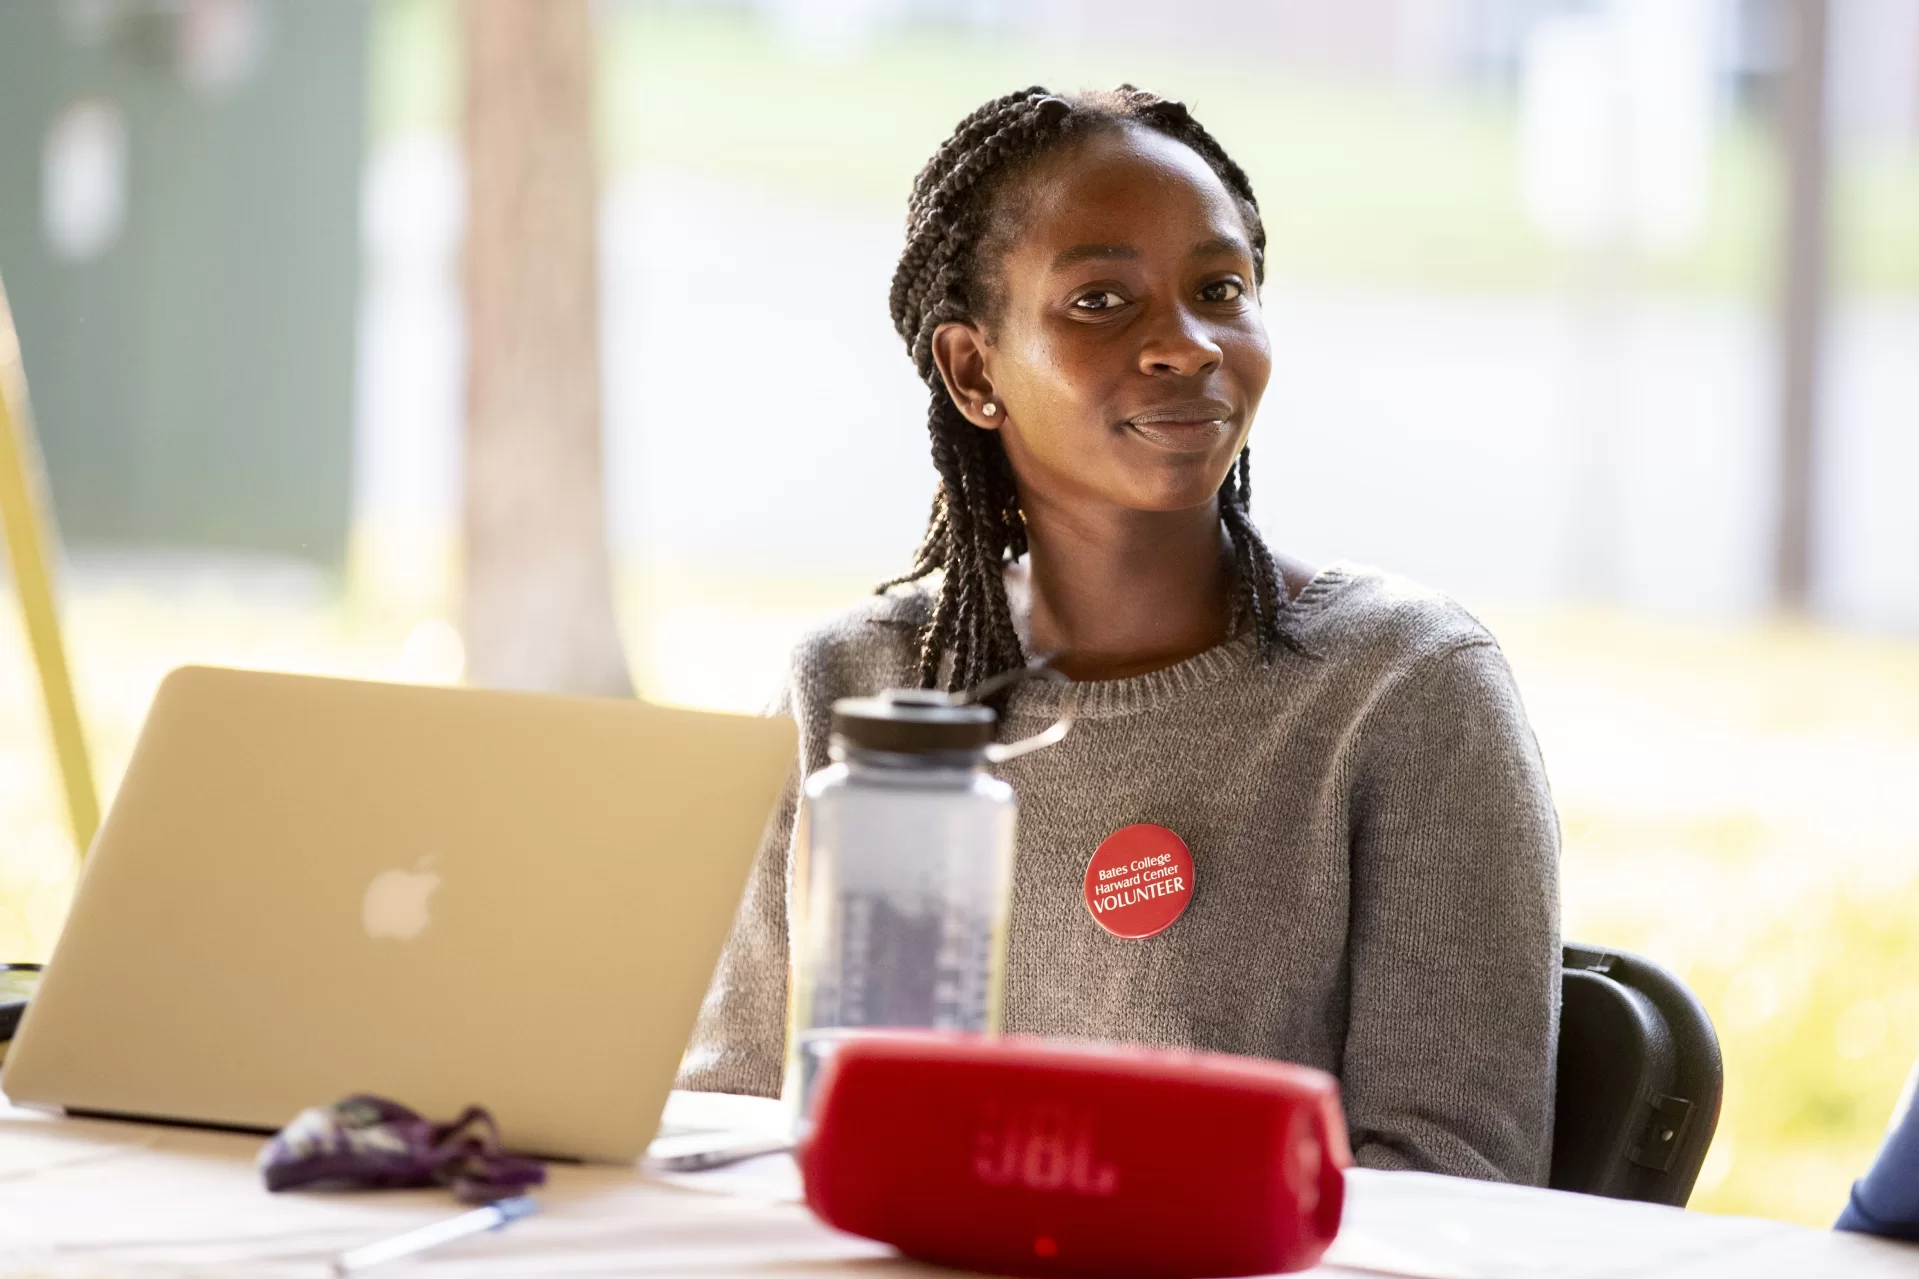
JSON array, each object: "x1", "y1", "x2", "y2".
[{"x1": 1082, "y1": 824, "x2": 1195, "y2": 940}]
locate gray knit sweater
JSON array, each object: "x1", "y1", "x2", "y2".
[{"x1": 678, "y1": 562, "x2": 1562, "y2": 1185}]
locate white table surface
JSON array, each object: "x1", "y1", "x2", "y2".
[{"x1": 1, "y1": 1097, "x2": 1915, "y2": 1278}]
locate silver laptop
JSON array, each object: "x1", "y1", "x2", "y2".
[{"x1": 1, "y1": 665, "x2": 795, "y2": 1163}]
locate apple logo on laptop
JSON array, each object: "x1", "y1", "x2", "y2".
[{"x1": 362, "y1": 859, "x2": 440, "y2": 941}]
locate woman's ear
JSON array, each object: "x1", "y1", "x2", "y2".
[{"x1": 931, "y1": 321, "x2": 1003, "y2": 430}]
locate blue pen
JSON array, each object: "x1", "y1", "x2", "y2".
[{"x1": 332, "y1": 1195, "x2": 539, "y2": 1274}]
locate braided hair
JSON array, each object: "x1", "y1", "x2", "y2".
[{"x1": 881, "y1": 85, "x2": 1301, "y2": 691}]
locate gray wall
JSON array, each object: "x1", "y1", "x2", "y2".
[{"x1": 0, "y1": 1, "x2": 367, "y2": 563}]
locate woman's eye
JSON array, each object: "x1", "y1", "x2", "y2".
[
  {"x1": 1072, "y1": 290, "x2": 1127, "y2": 312},
  {"x1": 1201, "y1": 279, "x2": 1245, "y2": 303}
]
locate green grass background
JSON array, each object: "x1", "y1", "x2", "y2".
[{"x1": 376, "y1": 0, "x2": 1919, "y2": 298}]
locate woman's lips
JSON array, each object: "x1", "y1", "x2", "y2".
[
  {"x1": 1123, "y1": 402, "x2": 1235, "y2": 452},
  {"x1": 1127, "y1": 419, "x2": 1229, "y2": 451}
]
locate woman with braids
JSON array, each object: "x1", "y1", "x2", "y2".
[{"x1": 680, "y1": 86, "x2": 1561, "y2": 1184}]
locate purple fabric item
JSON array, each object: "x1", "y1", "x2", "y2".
[{"x1": 259, "y1": 1094, "x2": 546, "y2": 1204}]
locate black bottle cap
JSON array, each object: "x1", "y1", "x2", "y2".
[{"x1": 830, "y1": 690, "x2": 996, "y2": 754}]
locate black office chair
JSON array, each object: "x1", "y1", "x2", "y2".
[{"x1": 1549, "y1": 943, "x2": 1723, "y2": 1206}]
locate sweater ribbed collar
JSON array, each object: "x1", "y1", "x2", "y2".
[{"x1": 1001, "y1": 563, "x2": 1354, "y2": 721}]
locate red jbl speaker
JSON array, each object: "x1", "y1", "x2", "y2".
[{"x1": 799, "y1": 1035, "x2": 1350, "y2": 1278}]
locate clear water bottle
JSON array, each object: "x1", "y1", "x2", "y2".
[{"x1": 784, "y1": 690, "x2": 1019, "y2": 1132}]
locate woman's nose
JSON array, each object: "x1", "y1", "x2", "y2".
[{"x1": 1137, "y1": 307, "x2": 1223, "y2": 377}]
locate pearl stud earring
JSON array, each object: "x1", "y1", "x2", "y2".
[{"x1": 982, "y1": 402, "x2": 998, "y2": 417}]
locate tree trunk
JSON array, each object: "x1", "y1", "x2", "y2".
[
  {"x1": 1775, "y1": 0, "x2": 1830, "y2": 613},
  {"x1": 460, "y1": 0, "x2": 632, "y2": 696}
]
